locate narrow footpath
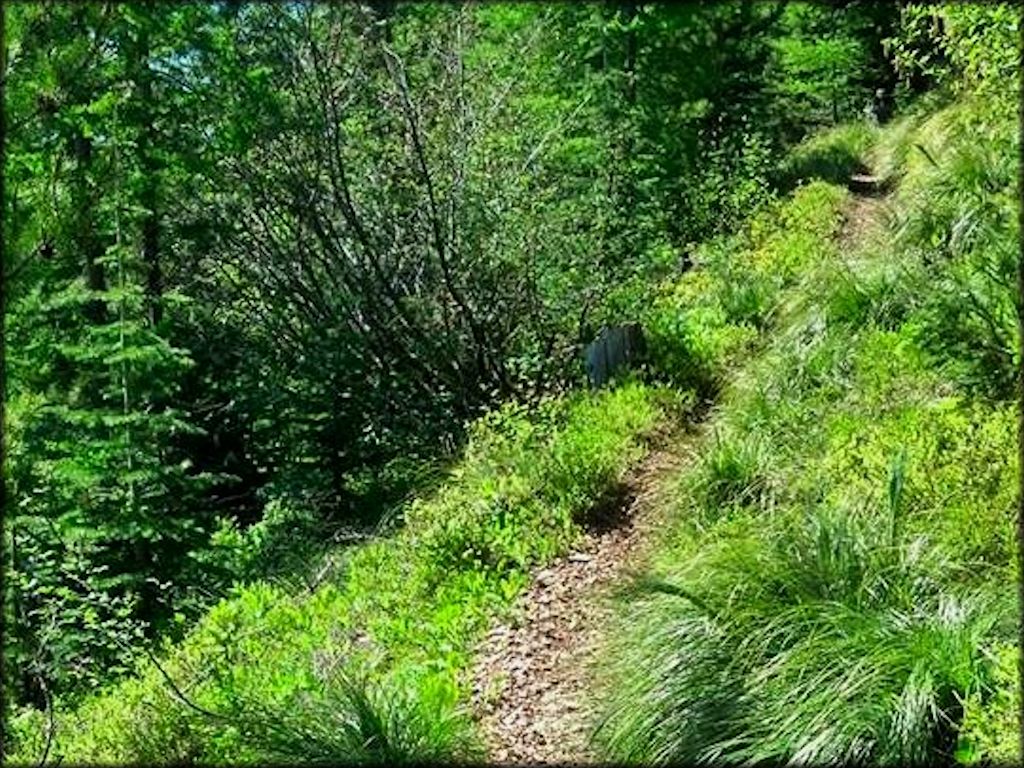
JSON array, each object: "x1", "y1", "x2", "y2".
[
  {"x1": 470, "y1": 426, "x2": 698, "y2": 764},
  {"x1": 470, "y1": 180, "x2": 887, "y2": 765}
]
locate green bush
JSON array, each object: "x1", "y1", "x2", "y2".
[
  {"x1": 8, "y1": 382, "x2": 665, "y2": 765},
  {"x1": 776, "y1": 121, "x2": 878, "y2": 189},
  {"x1": 645, "y1": 293, "x2": 756, "y2": 397},
  {"x1": 821, "y1": 395, "x2": 1018, "y2": 573},
  {"x1": 886, "y1": 5, "x2": 1019, "y2": 100},
  {"x1": 644, "y1": 181, "x2": 847, "y2": 395},
  {"x1": 956, "y1": 643, "x2": 1022, "y2": 765}
]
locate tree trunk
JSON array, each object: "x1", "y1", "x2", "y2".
[
  {"x1": 136, "y1": 24, "x2": 162, "y2": 326},
  {"x1": 369, "y1": 0, "x2": 394, "y2": 45},
  {"x1": 74, "y1": 133, "x2": 108, "y2": 325}
]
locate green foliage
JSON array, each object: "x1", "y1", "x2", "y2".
[
  {"x1": 239, "y1": 669, "x2": 482, "y2": 765},
  {"x1": 956, "y1": 644, "x2": 1021, "y2": 765},
  {"x1": 595, "y1": 69, "x2": 1018, "y2": 765},
  {"x1": 2, "y1": 2, "x2": 244, "y2": 707},
  {"x1": 5, "y1": 2, "x2": 1015, "y2": 764},
  {"x1": 776, "y1": 122, "x2": 878, "y2": 188},
  {"x1": 194, "y1": 498, "x2": 325, "y2": 587},
  {"x1": 886, "y1": 5, "x2": 1019, "y2": 100},
  {"x1": 7, "y1": 382, "x2": 664, "y2": 764},
  {"x1": 890, "y1": 101, "x2": 1019, "y2": 399},
  {"x1": 5, "y1": 244, "x2": 220, "y2": 702},
  {"x1": 644, "y1": 180, "x2": 847, "y2": 394},
  {"x1": 411, "y1": 384, "x2": 663, "y2": 575},
  {"x1": 598, "y1": 504, "x2": 1011, "y2": 764},
  {"x1": 824, "y1": 253, "x2": 923, "y2": 332},
  {"x1": 695, "y1": 429, "x2": 773, "y2": 515}
]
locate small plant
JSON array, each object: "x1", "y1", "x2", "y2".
[
  {"x1": 696, "y1": 429, "x2": 772, "y2": 515},
  {"x1": 825, "y1": 256, "x2": 923, "y2": 330},
  {"x1": 235, "y1": 670, "x2": 483, "y2": 765},
  {"x1": 956, "y1": 643, "x2": 1021, "y2": 765}
]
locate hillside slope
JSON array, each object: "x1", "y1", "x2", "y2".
[
  {"x1": 9, "y1": 91, "x2": 1018, "y2": 766},
  {"x1": 9, "y1": 385, "x2": 672, "y2": 764},
  {"x1": 595, "y1": 97, "x2": 1019, "y2": 766}
]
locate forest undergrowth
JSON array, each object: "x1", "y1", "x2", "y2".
[{"x1": 3, "y1": 4, "x2": 1019, "y2": 766}]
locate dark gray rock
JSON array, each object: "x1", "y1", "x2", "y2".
[{"x1": 584, "y1": 323, "x2": 646, "y2": 388}]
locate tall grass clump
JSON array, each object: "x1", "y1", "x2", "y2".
[
  {"x1": 596, "y1": 498, "x2": 1012, "y2": 765},
  {"x1": 889, "y1": 99, "x2": 1019, "y2": 400},
  {"x1": 7, "y1": 382, "x2": 667, "y2": 765},
  {"x1": 693, "y1": 428, "x2": 774, "y2": 517}
]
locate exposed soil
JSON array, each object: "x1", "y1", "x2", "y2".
[
  {"x1": 469, "y1": 428, "x2": 696, "y2": 764},
  {"x1": 840, "y1": 174, "x2": 892, "y2": 254},
  {"x1": 838, "y1": 192, "x2": 891, "y2": 272},
  {"x1": 470, "y1": 186, "x2": 886, "y2": 765}
]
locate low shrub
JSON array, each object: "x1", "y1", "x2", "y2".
[
  {"x1": 644, "y1": 181, "x2": 847, "y2": 395},
  {"x1": 7, "y1": 382, "x2": 665, "y2": 765},
  {"x1": 956, "y1": 643, "x2": 1021, "y2": 765},
  {"x1": 776, "y1": 121, "x2": 878, "y2": 189}
]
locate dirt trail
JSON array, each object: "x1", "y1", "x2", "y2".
[
  {"x1": 469, "y1": 181, "x2": 887, "y2": 765},
  {"x1": 840, "y1": 191, "x2": 889, "y2": 255},
  {"x1": 470, "y1": 427, "x2": 697, "y2": 764},
  {"x1": 840, "y1": 169, "x2": 893, "y2": 255}
]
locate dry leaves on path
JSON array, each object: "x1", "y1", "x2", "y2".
[{"x1": 470, "y1": 434, "x2": 693, "y2": 764}]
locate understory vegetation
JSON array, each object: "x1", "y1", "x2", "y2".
[
  {"x1": 595, "y1": 19, "x2": 1021, "y2": 766},
  {"x1": 3, "y1": 2, "x2": 1020, "y2": 766},
  {"x1": 9, "y1": 383, "x2": 667, "y2": 762}
]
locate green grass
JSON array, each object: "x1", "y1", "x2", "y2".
[
  {"x1": 775, "y1": 121, "x2": 879, "y2": 189},
  {"x1": 8, "y1": 382, "x2": 670, "y2": 765},
  {"x1": 594, "y1": 97, "x2": 1019, "y2": 766},
  {"x1": 643, "y1": 180, "x2": 848, "y2": 397},
  {"x1": 598, "y1": 506, "x2": 1012, "y2": 764}
]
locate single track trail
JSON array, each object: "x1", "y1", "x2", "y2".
[
  {"x1": 470, "y1": 182, "x2": 887, "y2": 765},
  {"x1": 469, "y1": 425, "x2": 699, "y2": 764}
]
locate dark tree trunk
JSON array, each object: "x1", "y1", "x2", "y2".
[
  {"x1": 73, "y1": 133, "x2": 108, "y2": 325},
  {"x1": 136, "y1": 25, "x2": 162, "y2": 327},
  {"x1": 616, "y1": 0, "x2": 639, "y2": 266}
]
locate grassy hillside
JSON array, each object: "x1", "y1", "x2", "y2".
[
  {"x1": 595, "y1": 94, "x2": 1019, "y2": 765},
  {"x1": 9, "y1": 383, "x2": 671, "y2": 764},
  {"x1": 11, "y1": 89, "x2": 1018, "y2": 766}
]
